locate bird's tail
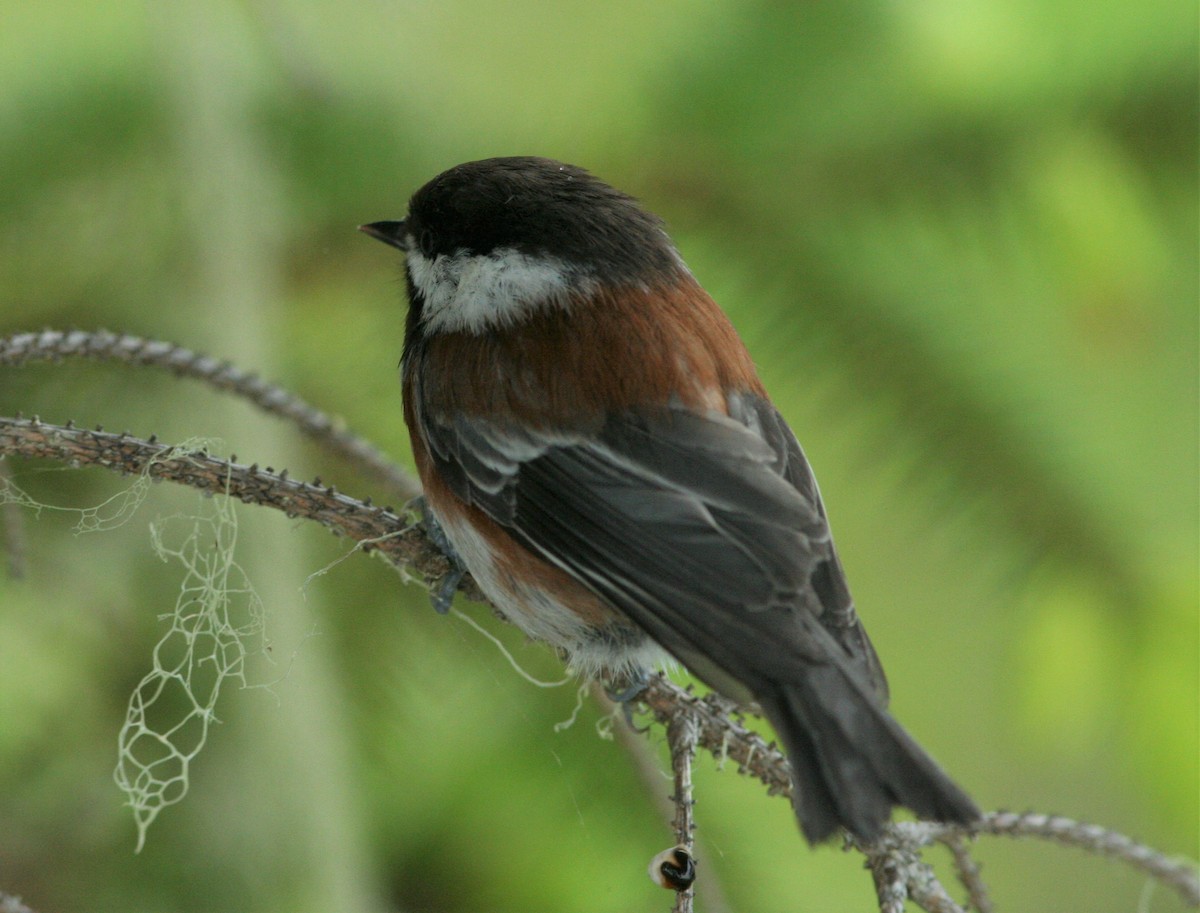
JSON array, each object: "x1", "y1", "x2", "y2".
[{"x1": 757, "y1": 663, "x2": 979, "y2": 844}]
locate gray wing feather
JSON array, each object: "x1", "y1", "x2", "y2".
[{"x1": 421, "y1": 394, "x2": 886, "y2": 697}]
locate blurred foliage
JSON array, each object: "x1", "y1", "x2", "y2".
[{"x1": 0, "y1": 1, "x2": 1195, "y2": 911}]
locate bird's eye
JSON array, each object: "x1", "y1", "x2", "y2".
[{"x1": 419, "y1": 227, "x2": 436, "y2": 258}]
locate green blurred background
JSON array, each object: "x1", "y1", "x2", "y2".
[{"x1": 0, "y1": 1, "x2": 1196, "y2": 910}]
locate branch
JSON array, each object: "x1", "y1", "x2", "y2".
[
  {"x1": 665, "y1": 712, "x2": 699, "y2": 913},
  {"x1": 850, "y1": 815, "x2": 1200, "y2": 909},
  {"x1": 0, "y1": 415, "x2": 465, "y2": 599},
  {"x1": 640, "y1": 678, "x2": 793, "y2": 801},
  {"x1": 859, "y1": 825, "x2": 965, "y2": 913},
  {"x1": 947, "y1": 813, "x2": 1199, "y2": 905},
  {"x1": 0, "y1": 330, "x2": 418, "y2": 501},
  {"x1": 602, "y1": 685, "x2": 734, "y2": 913},
  {"x1": 943, "y1": 833, "x2": 993, "y2": 913}
]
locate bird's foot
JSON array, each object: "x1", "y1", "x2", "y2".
[
  {"x1": 413, "y1": 496, "x2": 466, "y2": 615},
  {"x1": 604, "y1": 668, "x2": 654, "y2": 730},
  {"x1": 605, "y1": 670, "x2": 651, "y2": 704}
]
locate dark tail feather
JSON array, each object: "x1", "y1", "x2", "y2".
[{"x1": 757, "y1": 664, "x2": 979, "y2": 844}]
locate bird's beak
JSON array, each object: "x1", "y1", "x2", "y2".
[{"x1": 358, "y1": 220, "x2": 409, "y2": 251}]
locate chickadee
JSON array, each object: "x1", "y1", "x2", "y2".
[{"x1": 361, "y1": 156, "x2": 978, "y2": 843}]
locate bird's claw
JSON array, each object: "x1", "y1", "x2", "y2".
[
  {"x1": 605, "y1": 669, "x2": 653, "y2": 731},
  {"x1": 429, "y1": 565, "x2": 465, "y2": 615},
  {"x1": 605, "y1": 672, "x2": 651, "y2": 704}
]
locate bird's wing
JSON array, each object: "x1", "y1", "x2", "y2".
[
  {"x1": 420, "y1": 393, "x2": 887, "y2": 699},
  {"x1": 726, "y1": 393, "x2": 889, "y2": 700}
]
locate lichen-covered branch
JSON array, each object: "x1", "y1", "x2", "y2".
[
  {"x1": 0, "y1": 330, "x2": 418, "y2": 500},
  {"x1": 640, "y1": 679, "x2": 794, "y2": 801},
  {"x1": 944, "y1": 813, "x2": 1199, "y2": 905},
  {"x1": 0, "y1": 415, "x2": 459, "y2": 595},
  {"x1": 851, "y1": 815, "x2": 1199, "y2": 909},
  {"x1": 943, "y1": 834, "x2": 993, "y2": 913},
  {"x1": 666, "y1": 712, "x2": 698, "y2": 913}
]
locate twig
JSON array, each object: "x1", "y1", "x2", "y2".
[
  {"x1": 0, "y1": 416, "x2": 467, "y2": 600},
  {"x1": 600, "y1": 687, "x2": 734, "y2": 913},
  {"x1": 953, "y1": 813, "x2": 1199, "y2": 906},
  {"x1": 863, "y1": 815, "x2": 1199, "y2": 909},
  {"x1": 943, "y1": 834, "x2": 992, "y2": 913},
  {"x1": 638, "y1": 678, "x2": 793, "y2": 802},
  {"x1": 857, "y1": 825, "x2": 966, "y2": 913},
  {"x1": 906, "y1": 864, "x2": 967, "y2": 913},
  {"x1": 667, "y1": 712, "x2": 698, "y2": 852},
  {"x1": 666, "y1": 711, "x2": 698, "y2": 913},
  {"x1": 864, "y1": 837, "x2": 912, "y2": 913},
  {"x1": 0, "y1": 330, "x2": 418, "y2": 501}
]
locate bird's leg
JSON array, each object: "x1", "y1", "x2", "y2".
[
  {"x1": 413, "y1": 496, "x2": 466, "y2": 615},
  {"x1": 605, "y1": 667, "x2": 652, "y2": 704},
  {"x1": 603, "y1": 667, "x2": 655, "y2": 733}
]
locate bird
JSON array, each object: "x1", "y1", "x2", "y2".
[{"x1": 359, "y1": 156, "x2": 979, "y2": 844}]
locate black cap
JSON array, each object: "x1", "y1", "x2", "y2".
[{"x1": 401, "y1": 157, "x2": 678, "y2": 281}]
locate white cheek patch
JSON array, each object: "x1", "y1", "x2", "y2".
[{"x1": 407, "y1": 247, "x2": 582, "y2": 334}]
